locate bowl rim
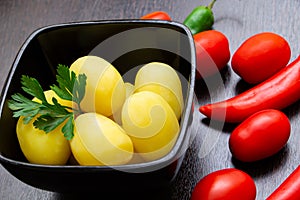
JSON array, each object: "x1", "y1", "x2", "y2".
[{"x1": 0, "y1": 19, "x2": 196, "y2": 172}]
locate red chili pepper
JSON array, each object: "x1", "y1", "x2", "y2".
[
  {"x1": 266, "y1": 165, "x2": 300, "y2": 200},
  {"x1": 199, "y1": 56, "x2": 300, "y2": 123},
  {"x1": 140, "y1": 11, "x2": 171, "y2": 21}
]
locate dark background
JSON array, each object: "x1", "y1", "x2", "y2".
[{"x1": 0, "y1": 0, "x2": 299, "y2": 199}]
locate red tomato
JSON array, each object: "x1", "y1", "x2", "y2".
[
  {"x1": 191, "y1": 168, "x2": 256, "y2": 200},
  {"x1": 140, "y1": 11, "x2": 171, "y2": 20},
  {"x1": 229, "y1": 109, "x2": 290, "y2": 162},
  {"x1": 231, "y1": 32, "x2": 291, "y2": 84},
  {"x1": 194, "y1": 30, "x2": 230, "y2": 78}
]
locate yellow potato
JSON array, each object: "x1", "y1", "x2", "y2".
[
  {"x1": 70, "y1": 112, "x2": 133, "y2": 166},
  {"x1": 135, "y1": 83, "x2": 182, "y2": 120},
  {"x1": 121, "y1": 91, "x2": 179, "y2": 161},
  {"x1": 134, "y1": 62, "x2": 183, "y2": 119},
  {"x1": 70, "y1": 56, "x2": 126, "y2": 117},
  {"x1": 16, "y1": 90, "x2": 72, "y2": 165},
  {"x1": 124, "y1": 82, "x2": 134, "y2": 98},
  {"x1": 108, "y1": 82, "x2": 135, "y2": 124}
]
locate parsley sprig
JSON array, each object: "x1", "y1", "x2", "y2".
[{"x1": 8, "y1": 64, "x2": 87, "y2": 140}]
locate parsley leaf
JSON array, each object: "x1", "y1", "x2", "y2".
[
  {"x1": 8, "y1": 93, "x2": 42, "y2": 124},
  {"x1": 50, "y1": 64, "x2": 75, "y2": 101},
  {"x1": 51, "y1": 64, "x2": 87, "y2": 112},
  {"x1": 8, "y1": 65, "x2": 87, "y2": 140},
  {"x1": 20, "y1": 75, "x2": 47, "y2": 103},
  {"x1": 33, "y1": 114, "x2": 70, "y2": 133},
  {"x1": 62, "y1": 115, "x2": 75, "y2": 140}
]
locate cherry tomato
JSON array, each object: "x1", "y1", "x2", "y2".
[
  {"x1": 140, "y1": 11, "x2": 171, "y2": 20},
  {"x1": 231, "y1": 32, "x2": 291, "y2": 84},
  {"x1": 191, "y1": 168, "x2": 256, "y2": 200},
  {"x1": 193, "y1": 30, "x2": 230, "y2": 78},
  {"x1": 229, "y1": 109, "x2": 290, "y2": 162}
]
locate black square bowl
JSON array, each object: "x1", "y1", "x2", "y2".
[{"x1": 0, "y1": 20, "x2": 196, "y2": 195}]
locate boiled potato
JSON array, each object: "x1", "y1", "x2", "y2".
[
  {"x1": 124, "y1": 82, "x2": 134, "y2": 98},
  {"x1": 70, "y1": 112, "x2": 133, "y2": 166},
  {"x1": 108, "y1": 82, "x2": 135, "y2": 124},
  {"x1": 16, "y1": 90, "x2": 72, "y2": 165},
  {"x1": 122, "y1": 91, "x2": 179, "y2": 161},
  {"x1": 70, "y1": 56, "x2": 126, "y2": 117},
  {"x1": 134, "y1": 62, "x2": 183, "y2": 119}
]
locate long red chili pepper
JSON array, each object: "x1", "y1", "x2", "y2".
[
  {"x1": 199, "y1": 56, "x2": 300, "y2": 123},
  {"x1": 140, "y1": 11, "x2": 171, "y2": 20},
  {"x1": 266, "y1": 165, "x2": 300, "y2": 200}
]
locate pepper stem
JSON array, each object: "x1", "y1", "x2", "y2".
[{"x1": 207, "y1": 0, "x2": 217, "y2": 9}]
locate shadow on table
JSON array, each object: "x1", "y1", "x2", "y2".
[{"x1": 232, "y1": 145, "x2": 290, "y2": 178}]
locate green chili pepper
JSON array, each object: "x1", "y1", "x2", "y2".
[{"x1": 183, "y1": 0, "x2": 216, "y2": 35}]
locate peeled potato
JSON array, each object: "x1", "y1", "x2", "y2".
[
  {"x1": 16, "y1": 90, "x2": 72, "y2": 165},
  {"x1": 108, "y1": 82, "x2": 135, "y2": 124},
  {"x1": 122, "y1": 91, "x2": 179, "y2": 161},
  {"x1": 124, "y1": 82, "x2": 134, "y2": 98},
  {"x1": 70, "y1": 112, "x2": 133, "y2": 166},
  {"x1": 70, "y1": 56, "x2": 126, "y2": 117},
  {"x1": 134, "y1": 62, "x2": 183, "y2": 119}
]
